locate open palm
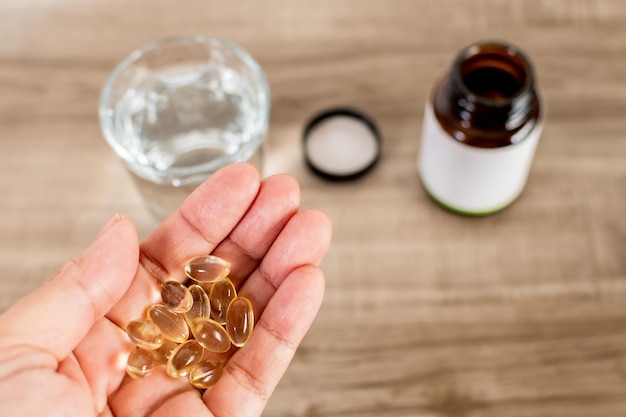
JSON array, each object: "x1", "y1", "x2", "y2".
[{"x1": 0, "y1": 163, "x2": 332, "y2": 417}]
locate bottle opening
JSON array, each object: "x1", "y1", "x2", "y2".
[
  {"x1": 461, "y1": 56, "x2": 526, "y2": 101},
  {"x1": 454, "y1": 43, "x2": 533, "y2": 104},
  {"x1": 436, "y1": 40, "x2": 541, "y2": 147}
]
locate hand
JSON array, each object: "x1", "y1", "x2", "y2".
[{"x1": 0, "y1": 163, "x2": 332, "y2": 417}]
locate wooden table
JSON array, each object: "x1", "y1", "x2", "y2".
[{"x1": 1, "y1": 1, "x2": 625, "y2": 415}]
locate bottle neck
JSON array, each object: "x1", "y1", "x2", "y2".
[{"x1": 435, "y1": 42, "x2": 539, "y2": 145}]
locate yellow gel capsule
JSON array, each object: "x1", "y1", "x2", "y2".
[
  {"x1": 209, "y1": 277, "x2": 237, "y2": 325},
  {"x1": 185, "y1": 284, "x2": 211, "y2": 327},
  {"x1": 225, "y1": 297, "x2": 254, "y2": 347},
  {"x1": 190, "y1": 359, "x2": 224, "y2": 389},
  {"x1": 147, "y1": 304, "x2": 189, "y2": 343},
  {"x1": 166, "y1": 340, "x2": 205, "y2": 378},
  {"x1": 126, "y1": 347, "x2": 156, "y2": 379},
  {"x1": 190, "y1": 318, "x2": 231, "y2": 353},
  {"x1": 126, "y1": 319, "x2": 164, "y2": 350},
  {"x1": 161, "y1": 281, "x2": 193, "y2": 313},
  {"x1": 154, "y1": 339, "x2": 179, "y2": 364},
  {"x1": 185, "y1": 255, "x2": 230, "y2": 284}
]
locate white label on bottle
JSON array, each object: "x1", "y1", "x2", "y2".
[{"x1": 418, "y1": 103, "x2": 543, "y2": 214}]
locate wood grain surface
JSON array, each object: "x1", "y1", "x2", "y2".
[{"x1": 1, "y1": 1, "x2": 625, "y2": 416}]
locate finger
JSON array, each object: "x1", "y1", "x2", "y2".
[
  {"x1": 73, "y1": 318, "x2": 133, "y2": 414},
  {"x1": 204, "y1": 265, "x2": 325, "y2": 416},
  {"x1": 211, "y1": 173, "x2": 300, "y2": 288},
  {"x1": 109, "y1": 360, "x2": 214, "y2": 417},
  {"x1": 142, "y1": 162, "x2": 261, "y2": 281},
  {"x1": 0, "y1": 215, "x2": 139, "y2": 361},
  {"x1": 239, "y1": 209, "x2": 332, "y2": 319},
  {"x1": 106, "y1": 163, "x2": 260, "y2": 326},
  {"x1": 142, "y1": 390, "x2": 211, "y2": 417}
]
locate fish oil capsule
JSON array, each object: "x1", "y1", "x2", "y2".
[
  {"x1": 185, "y1": 255, "x2": 230, "y2": 284},
  {"x1": 225, "y1": 297, "x2": 254, "y2": 347},
  {"x1": 189, "y1": 359, "x2": 224, "y2": 389},
  {"x1": 161, "y1": 280, "x2": 193, "y2": 313},
  {"x1": 147, "y1": 304, "x2": 189, "y2": 343},
  {"x1": 153, "y1": 339, "x2": 179, "y2": 364},
  {"x1": 184, "y1": 284, "x2": 211, "y2": 326},
  {"x1": 126, "y1": 347, "x2": 157, "y2": 379},
  {"x1": 190, "y1": 318, "x2": 231, "y2": 353},
  {"x1": 126, "y1": 319, "x2": 164, "y2": 350},
  {"x1": 209, "y1": 277, "x2": 237, "y2": 325},
  {"x1": 166, "y1": 340, "x2": 205, "y2": 378}
]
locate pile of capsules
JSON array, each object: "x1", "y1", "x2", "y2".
[{"x1": 124, "y1": 255, "x2": 254, "y2": 389}]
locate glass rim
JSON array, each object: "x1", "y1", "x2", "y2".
[{"x1": 98, "y1": 34, "x2": 271, "y2": 181}]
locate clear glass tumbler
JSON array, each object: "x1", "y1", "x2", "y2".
[{"x1": 99, "y1": 35, "x2": 270, "y2": 220}]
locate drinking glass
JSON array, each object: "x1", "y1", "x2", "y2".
[{"x1": 99, "y1": 35, "x2": 270, "y2": 219}]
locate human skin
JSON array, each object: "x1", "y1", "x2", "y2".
[{"x1": 0, "y1": 163, "x2": 332, "y2": 417}]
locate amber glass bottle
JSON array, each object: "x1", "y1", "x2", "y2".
[{"x1": 418, "y1": 41, "x2": 544, "y2": 215}]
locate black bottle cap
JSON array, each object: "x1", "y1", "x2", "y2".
[{"x1": 303, "y1": 107, "x2": 382, "y2": 181}]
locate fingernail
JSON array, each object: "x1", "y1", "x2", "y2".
[
  {"x1": 318, "y1": 209, "x2": 333, "y2": 227},
  {"x1": 96, "y1": 214, "x2": 123, "y2": 239}
]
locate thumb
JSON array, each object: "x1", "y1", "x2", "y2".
[{"x1": 0, "y1": 214, "x2": 139, "y2": 361}]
